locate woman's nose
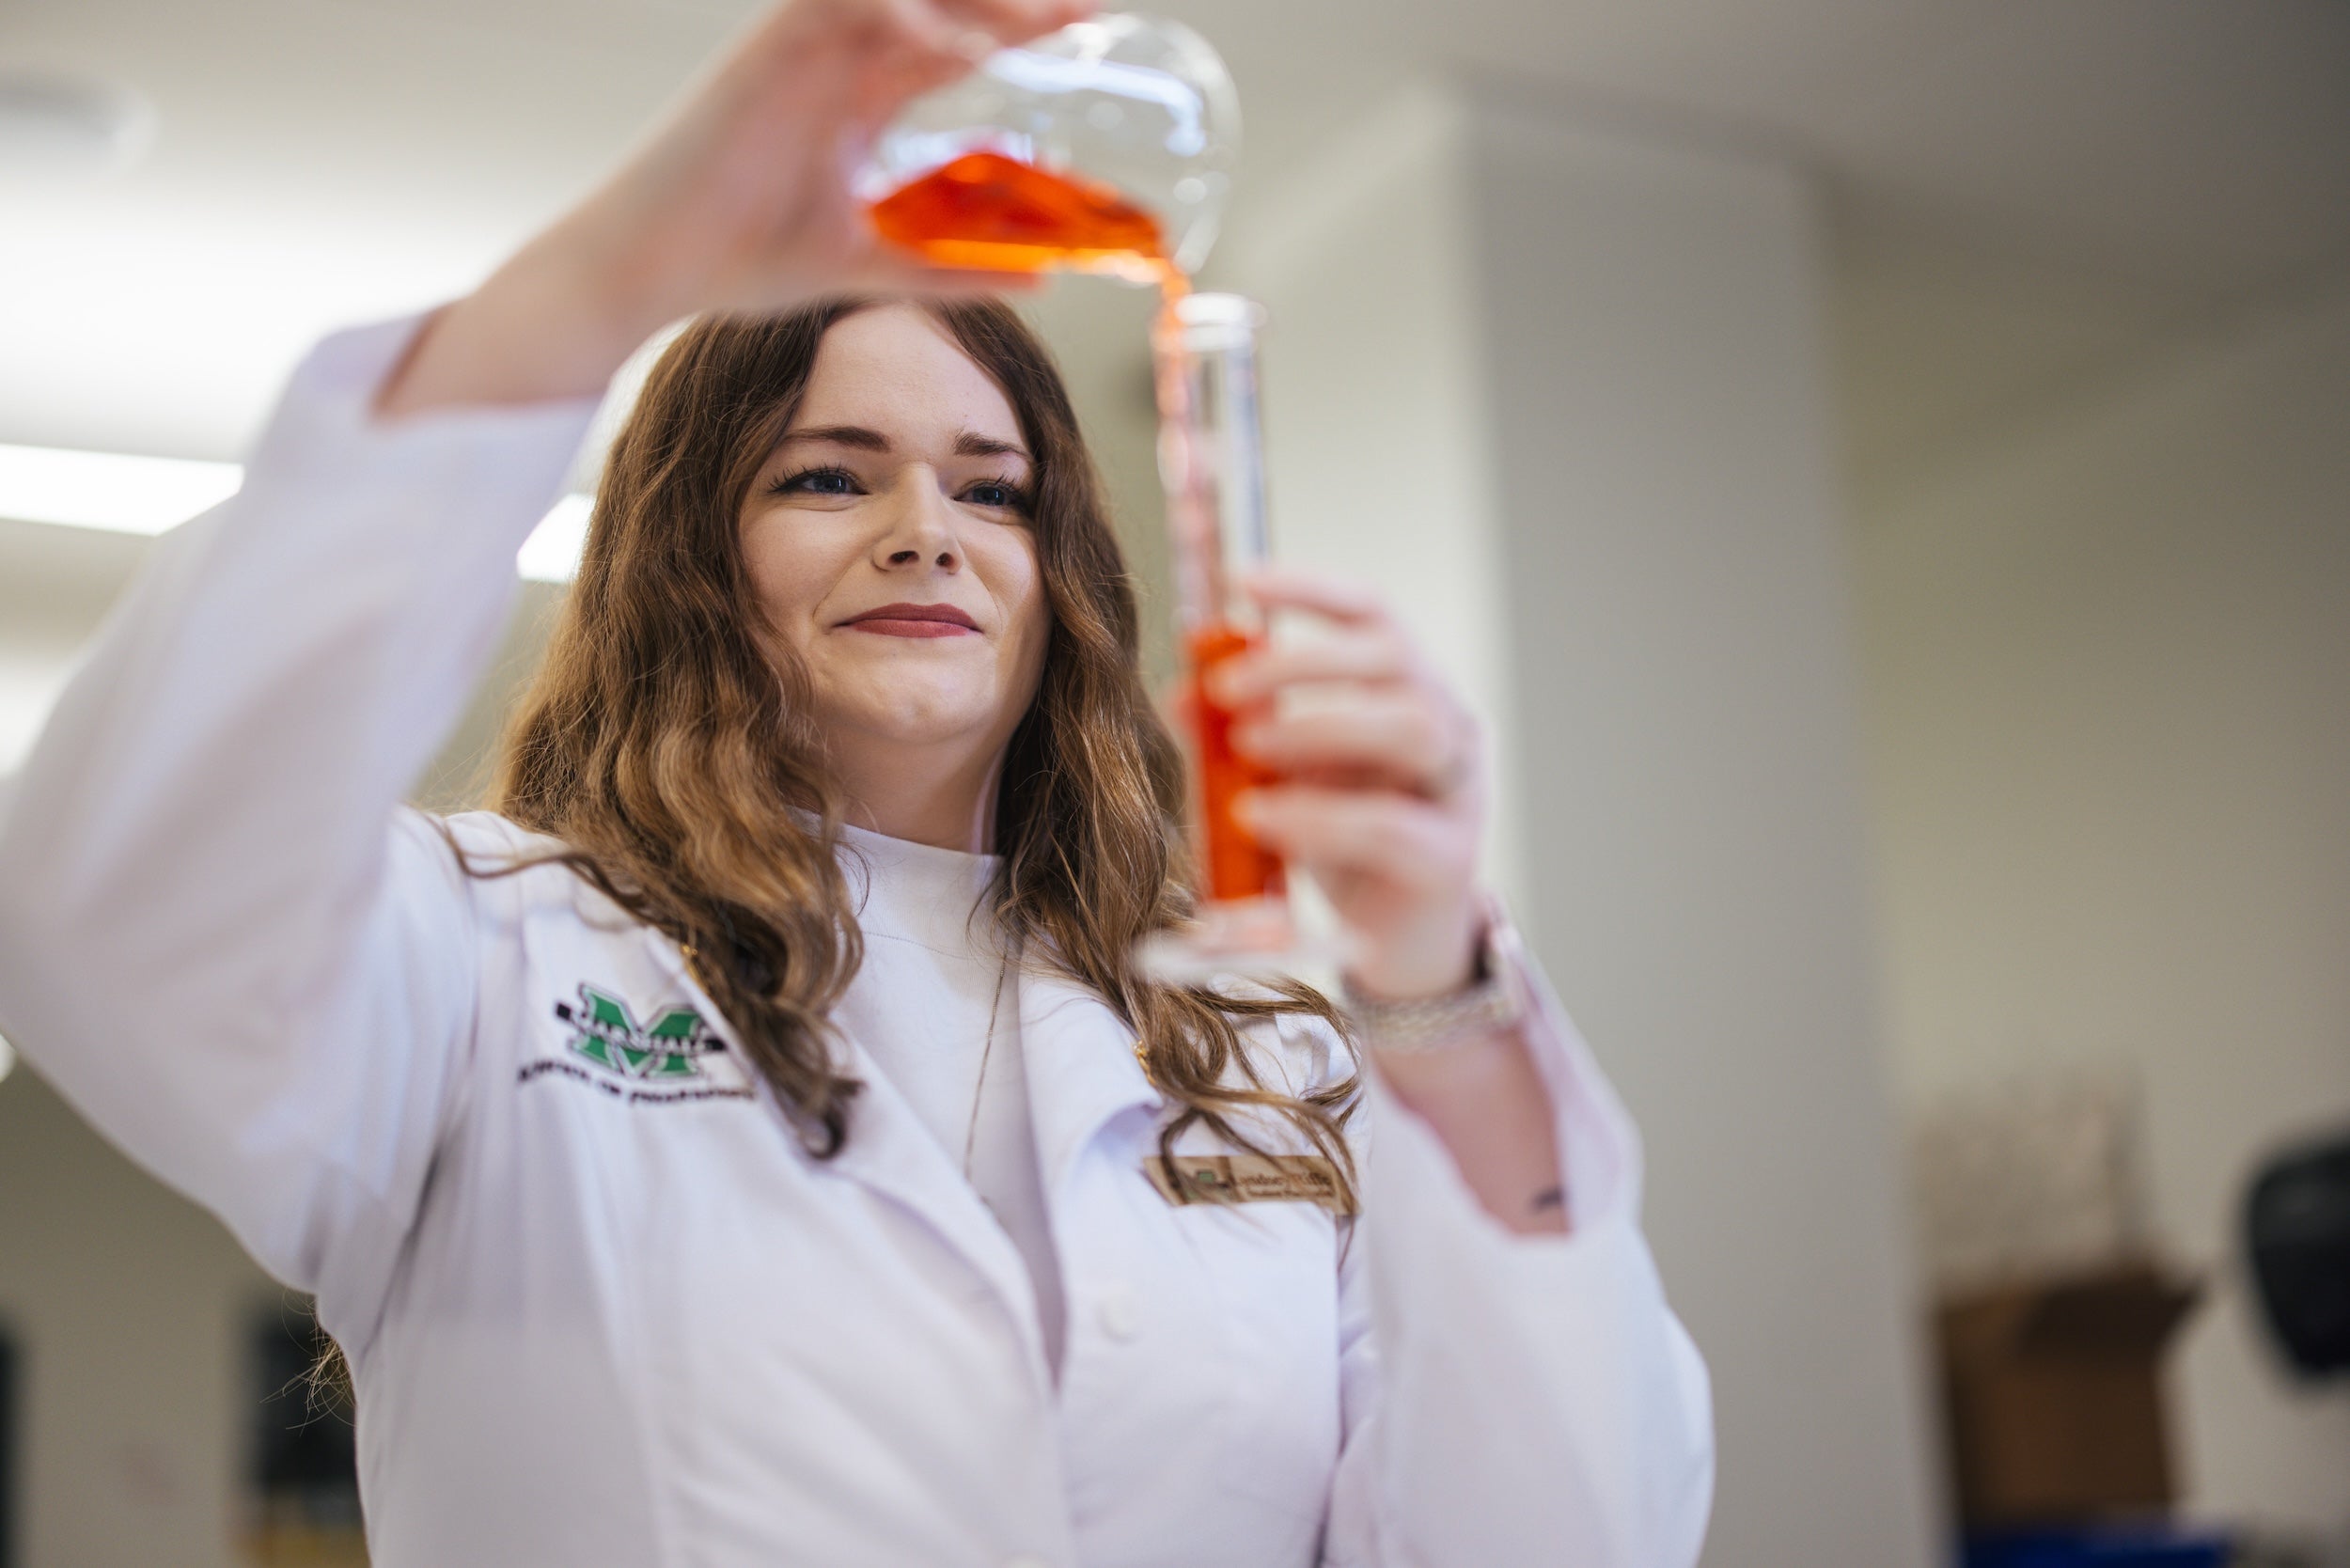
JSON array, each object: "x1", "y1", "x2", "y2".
[{"x1": 874, "y1": 470, "x2": 961, "y2": 571}]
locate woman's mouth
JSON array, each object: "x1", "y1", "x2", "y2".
[{"x1": 839, "y1": 602, "x2": 981, "y2": 638}]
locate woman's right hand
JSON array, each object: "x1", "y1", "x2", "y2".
[{"x1": 380, "y1": 0, "x2": 1089, "y2": 419}]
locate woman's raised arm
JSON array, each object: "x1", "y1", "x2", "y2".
[
  {"x1": 381, "y1": 0, "x2": 1085, "y2": 418},
  {"x1": 0, "y1": 0, "x2": 1075, "y2": 1338}
]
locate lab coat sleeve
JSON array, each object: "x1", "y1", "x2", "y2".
[
  {"x1": 0, "y1": 316, "x2": 597, "y2": 1341},
  {"x1": 1319, "y1": 917, "x2": 1716, "y2": 1568}
]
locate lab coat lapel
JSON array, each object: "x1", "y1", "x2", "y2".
[
  {"x1": 820, "y1": 1035, "x2": 1055, "y2": 1378},
  {"x1": 652, "y1": 936, "x2": 1044, "y2": 1350},
  {"x1": 1018, "y1": 967, "x2": 1164, "y2": 1197}
]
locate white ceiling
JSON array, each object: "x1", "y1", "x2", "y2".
[{"x1": 5, "y1": 0, "x2": 2345, "y2": 463}]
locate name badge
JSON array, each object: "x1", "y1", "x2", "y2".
[{"x1": 1144, "y1": 1153, "x2": 1355, "y2": 1215}]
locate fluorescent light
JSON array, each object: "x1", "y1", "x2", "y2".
[
  {"x1": 517, "y1": 493, "x2": 592, "y2": 584},
  {"x1": 0, "y1": 441, "x2": 591, "y2": 581},
  {"x1": 0, "y1": 442, "x2": 242, "y2": 534}
]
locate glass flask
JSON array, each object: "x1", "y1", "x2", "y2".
[{"x1": 859, "y1": 12, "x2": 1238, "y2": 283}]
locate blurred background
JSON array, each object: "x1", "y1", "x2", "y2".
[{"x1": 2, "y1": 1, "x2": 2347, "y2": 1564}]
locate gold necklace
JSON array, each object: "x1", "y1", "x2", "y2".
[
  {"x1": 960, "y1": 930, "x2": 1020, "y2": 1182},
  {"x1": 688, "y1": 924, "x2": 1016, "y2": 1184}
]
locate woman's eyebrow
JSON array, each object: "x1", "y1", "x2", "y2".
[
  {"x1": 954, "y1": 431, "x2": 1030, "y2": 463},
  {"x1": 774, "y1": 426, "x2": 1028, "y2": 463},
  {"x1": 778, "y1": 424, "x2": 892, "y2": 450}
]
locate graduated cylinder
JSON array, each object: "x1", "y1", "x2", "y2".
[{"x1": 1151, "y1": 292, "x2": 1293, "y2": 962}]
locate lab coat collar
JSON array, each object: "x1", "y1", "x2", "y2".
[
  {"x1": 653, "y1": 927, "x2": 1164, "y2": 1383},
  {"x1": 822, "y1": 1031, "x2": 1057, "y2": 1378},
  {"x1": 812, "y1": 959, "x2": 1163, "y2": 1219},
  {"x1": 653, "y1": 929, "x2": 1053, "y2": 1372},
  {"x1": 793, "y1": 956, "x2": 1163, "y2": 1389},
  {"x1": 1017, "y1": 962, "x2": 1167, "y2": 1196}
]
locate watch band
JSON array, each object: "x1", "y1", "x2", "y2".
[{"x1": 1340, "y1": 924, "x2": 1525, "y2": 1055}]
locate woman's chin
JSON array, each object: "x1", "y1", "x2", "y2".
[{"x1": 821, "y1": 682, "x2": 1010, "y2": 751}]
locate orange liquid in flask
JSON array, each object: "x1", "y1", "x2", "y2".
[
  {"x1": 869, "y1": 150, "x2": 1182, "y2": 287},
  {"x1": 872, "y1": 154, "x2": 1273, "y2": 905}
]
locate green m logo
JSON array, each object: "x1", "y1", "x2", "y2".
[{"x1": 555, "y1": 985, "x2": 724, "y2": 1080}]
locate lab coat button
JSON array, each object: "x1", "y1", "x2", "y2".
[{"x1": 1096, "y1": 1282, "x2": 1140, "y2": 1341}]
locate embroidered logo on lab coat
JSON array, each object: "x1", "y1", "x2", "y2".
[{"x1": 518, "y1": 985, "x2": 753, "y2": 1104}]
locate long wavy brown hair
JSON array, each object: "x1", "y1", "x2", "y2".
[{"x1": 484, "y1": 295, "x2": 1358, "y2": 1194}]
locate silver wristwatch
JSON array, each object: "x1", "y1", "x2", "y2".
[{"x1": 1339, "y1": 924, "x2": 1525, "y2": 1055}]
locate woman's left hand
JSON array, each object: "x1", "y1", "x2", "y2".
[{"x1": 1211, "y1": 568, "x2": 1488, "y2": 1001}]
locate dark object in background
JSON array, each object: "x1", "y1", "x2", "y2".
[
  {"x1": 1936, "y1": 1263, "x2": 2201, "y2": 1529},
  {"x1": 247, "y1": 1305, "x2": 366, "y2": 1566},
  {"x1": 2245, "y1": 1128, "x2": 2350, "y2": 1376},
  {"x1": 1, "y1": 1324, "x2": 15, "y2": 1568},
  {"x1": 1964, "y1": 1526, "x2": 2232, "y2": 1568}
]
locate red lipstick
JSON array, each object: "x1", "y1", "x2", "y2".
[{"x1": 840, "y1": 602, "x2": 981, "y2": 639}]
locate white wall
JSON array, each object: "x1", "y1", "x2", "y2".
[
  {"x1": 1856, "y1": 284, "x2": 2350, "y2": 1533},
  {"x1": 1232, "y1": 84, "x2": 1942, "y2": 1568},
  {"x1": 0, "y1": 1069, "x2": 274, "y2": 1568}
]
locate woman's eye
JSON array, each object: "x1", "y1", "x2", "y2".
[
  {"x1": 964, "y1": 479, "x2": 1028, "y2": 510},
  {"x1": 773, "y1": 466, "x2": 860, "y2": 496}
]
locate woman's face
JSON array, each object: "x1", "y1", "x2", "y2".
[{"x1": 740, "y1": 306, "x2": 1050, "y2": 778}]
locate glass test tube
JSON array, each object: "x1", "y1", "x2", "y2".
[{"x1": 1140, "y1": 292, "x2": 1303, "y2": 979}]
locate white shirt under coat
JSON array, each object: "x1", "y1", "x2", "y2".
[
  {"x1": 0, "y1": 317, "x2": 1714, "y2": 1568},
  {"x1": 834, "y1": 823, "x2": 1068, "y2": 1374}
]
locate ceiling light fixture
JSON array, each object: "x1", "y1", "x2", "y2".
[
  {"x1": 0, "y1": 441, "x2": 241, "y2": 534},
  {"x1": 0, "y1": 71, "x2": 155, "y2": 179},
  {"x1": 0, "y1": 443, "x2": 590, "y2": 581}
]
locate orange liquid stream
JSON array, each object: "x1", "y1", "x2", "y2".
[{"x1": 874, "y1": 153, "x2": 1276, "y2": 901}]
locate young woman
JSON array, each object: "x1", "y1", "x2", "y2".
[{"x1": 0, "y1": 1, "x2": 1713, "y2": 1563}]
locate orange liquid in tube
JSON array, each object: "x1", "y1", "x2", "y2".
[
  {"x1": 1185, "y1": 622, "x2": 1284, "y2": 902},
  {"x1": 874, "y1": 154, "x2": 1278, "y2": 904}
]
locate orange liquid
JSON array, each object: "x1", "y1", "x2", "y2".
[
  {"x1": 1186, "y1": 622, "x2": 1283, "y2": 902},
  {"x1": 870, "y1": 150, "x2": 1180, "y2": 285}
]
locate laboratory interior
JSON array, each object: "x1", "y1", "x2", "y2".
[{"x1": 0, "y1": 0, "x2": 2345, "y2": 1565}]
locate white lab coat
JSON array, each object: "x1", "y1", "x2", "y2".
[{"x1": 0, "y1": 317, "x2": 1713, "y2": 1568}]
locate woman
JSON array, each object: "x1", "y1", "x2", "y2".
[{"x1": 0, "y1": 1, "x2": 1712, "y2": 1564}]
